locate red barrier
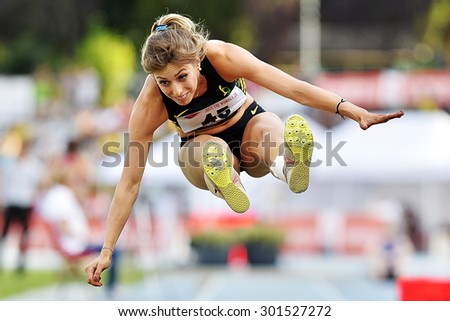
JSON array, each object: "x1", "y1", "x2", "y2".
[{"x1": 397, "y1": 277, "x2": 450, "y2": 301}]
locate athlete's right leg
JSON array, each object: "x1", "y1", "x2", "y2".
[
  {"x1": 240, "y1": 112, "x2": 314, "y2": 193},
  {"x1": 178, "y1": 135, "x2": 250, "y2": 213}
]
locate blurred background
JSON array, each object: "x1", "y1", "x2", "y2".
[{"x1": 1, "y1": 0, "x2": 450, "y2": 301}]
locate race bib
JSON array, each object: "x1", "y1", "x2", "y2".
[{"x1": 177, "y1": 86, "x2": 247, "y2": 133}]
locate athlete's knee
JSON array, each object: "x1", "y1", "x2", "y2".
[
  {"x1": 200, "y1": 135, "x2": 228, "y2": 148},
  {"x1": 243, "y1": 165, "x2": 270, "y2": 178}
]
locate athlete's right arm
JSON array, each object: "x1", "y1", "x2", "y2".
[{"x1": 85, "y1": 76, "x2": 168, "y2": 287}]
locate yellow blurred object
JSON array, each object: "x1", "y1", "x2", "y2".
[{"x1": 0, "y1": 129, "x2": 25, "y2": 157}]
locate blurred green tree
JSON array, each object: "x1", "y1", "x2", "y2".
[
  {"x1": 0, "y1": 0, "x2": 102, "y2": 73},
  {"x1": 422, "y1": 0, "x2": 450, "y2": 66},
  {"x1": 76, "y1": 26, "x2": 136, "y2": 106},
  {"x1": 0, "y1": 34, "x2": 55, "y2": 74},
  {"x1": 101, "y1": 0, "x2": 247, "y2": 51},
  {"x1": 0, "y1": 0, "x2": 437, "y2": 75}
]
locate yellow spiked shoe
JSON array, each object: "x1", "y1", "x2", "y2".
[
  {"x1": 202, "y1": 141, "x2": 250, "y2": 213},
  {"x1": 284, "y1": 115, "x2": 314, "y2": 193}
]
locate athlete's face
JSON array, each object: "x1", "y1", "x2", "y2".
[{"x1": 154, "y1": 61, "x2": 202, "y2": 106}]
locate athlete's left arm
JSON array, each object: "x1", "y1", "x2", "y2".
[{"x1": 206, "y1": 40, "x2": 403, "y2": 130}]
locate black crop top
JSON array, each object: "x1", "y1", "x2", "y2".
[{"x1": 160, "y1": 56, "x2": 247, "y2": 133}]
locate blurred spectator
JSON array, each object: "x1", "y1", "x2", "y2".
[
  {"x1": 51, "y1": 138, "x2": 94, "y2": 205},
  {"x1": 59, "y1": 65, "x2": 100, "y2": 111},
  {"x1": 367, "y1": 198, "x2": 413, "y2": 280},
  {"x1": 368, "y1": 222, "x2": 412, "y2": 281},
  {"x1": 0, "y1": 138, "x2": 45, "y2": 272},
  {"x1": 37, "y1": 170, "x2": 119, "y2": 291},
  {"x1": 402, "y1": 205, "x2": 426, "y2": 253},
  {"x1": 73, "y1": 98, "x2": 133, "y2": 139},
  {"x1": 33, "y1": 64, "x2": 58, "y2": 118}
]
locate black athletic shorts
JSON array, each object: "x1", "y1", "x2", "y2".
[{"x1": 180, "y1": 100, "x2": 266, "y2": 164}]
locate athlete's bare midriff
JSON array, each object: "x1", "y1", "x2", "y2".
[{"x1": 177, "y1": 93, "x2": 255, "y2": 138}]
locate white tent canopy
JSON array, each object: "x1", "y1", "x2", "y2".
[{"x1": 314, "y1": 110, "x2": 450, "y2": 183}]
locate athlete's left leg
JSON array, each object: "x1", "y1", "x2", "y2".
[
  {"x1": 240, "y1": 112, "x2": 284, "y2": 177},
  {"x1": 179, "y1": 135, "x2": 250, "y2": 213}
]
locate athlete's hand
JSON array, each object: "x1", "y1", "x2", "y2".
[
  {"x1": 358, "y1": 110, "x2": 404, "y2": 130},
  {"x1": 85, "y1": 254, "x2": 111, "y2": 287}
]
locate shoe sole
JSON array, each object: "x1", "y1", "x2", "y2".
[
  {"x1": 202, "y1": 141, "x2": 250, "y2": 213},
  {"x1": 284, "y1": 115, "x2": 314, "y2": 193}
]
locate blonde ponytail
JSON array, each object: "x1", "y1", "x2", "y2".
[
  {"x1": 150, "y1": 13, "x2": 198, "y2": 35},
  {"x1": 141, "y1": 13, "x2": 209, "y2": 74}
]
